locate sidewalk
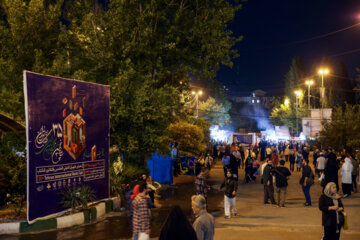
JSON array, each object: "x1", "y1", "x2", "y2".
[{"x1": 208, "y1": 161, "x2": 360, "y2": 240}]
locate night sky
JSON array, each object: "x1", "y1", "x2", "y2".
[{"x1": 216, "y1": 0, "x2": 360, "y2": 96}]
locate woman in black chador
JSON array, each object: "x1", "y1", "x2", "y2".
[
  {"x1": 319, "y1": 182, "x2": 345, "y2": 240},
  {"x1": 159, "y1": 206, "x2": 197, "y2": 240}
]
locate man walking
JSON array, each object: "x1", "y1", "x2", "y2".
[
  {"x1": 289, "y1": 149, "x2": 295, "y2": 172},
  {"x1": 262, "y1": 159, "x2": 276, "y2": 205},
  {"x1": 221, "y1": 153, "x2": 230, "y2": 178},
  {"x1": 300, "y1": 159, "x2": 313, "y2": 206},
  {"x1": 195, "y1": 168, "x2": 209, "y2": 201},
  {"x1": 132, "y1": 183, "x2": 151, "y2": 240},
  {"x1": 219, "y1": 170, "x2": 238, "y2": 219},
  {"x1": 191, "y1": 195, "x2": 215, "y2": 240},
  {"x1": 233, "y1": 147, "x2": 242, "y2": 169},
  {"x1": 273, "y1": 160, "x2": 291, "y2": 207}
]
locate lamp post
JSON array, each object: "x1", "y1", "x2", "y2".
[
  {"x1": 305, "y1": 80, "x2": 314, "y2": 115},
  {"x1": 192, "y1": 90, "x2": 203, "y2": 118},
  {"x1": 294, "y1": 90, "x2": 302, "y2": 137},
  {"x1": 318, "y1": 69, "x2": 328, "y2": 125},
  {"x1": 284, "y1": 98, "x2": 290, "y2": 106}
]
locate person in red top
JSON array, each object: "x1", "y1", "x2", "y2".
[
  {"x1": 271, "y1": 150, "x2": 279, "y2": 166},
  {"x1": 131, "y1": 184, "x2": 141, "y2": 200},
  {"x1": 132, "y1": 183, "x2": 151, "y2": 240}
]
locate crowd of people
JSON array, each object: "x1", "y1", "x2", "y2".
[{"x1": 126, "y1": 140, "x2": 360, "y2": 240}]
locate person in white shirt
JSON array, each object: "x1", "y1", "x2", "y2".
[
  {"x1": 341, "y1": 155, "x2": 353, "y2": 197},
  {"x1": 316, "y1": 153, "x2": 326, "y2": 177},
  {"x1": 205, "y1": 153, "x2": 213, "y2": 170},
  {"x1": 261, "y1": 158, "x2": 268, "y2": 176},
  {"x1": 233, "y1": 148, "x2": 242, "y2": 169},
  {"x1": 266, "y1": 147, "x2": 272, "y2": 159}
]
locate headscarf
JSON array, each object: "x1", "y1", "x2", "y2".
[
  {"x1": 324, "y1": 182, "x2": 340, "y2": 200},
  {"x1": 324, "y1": 182, "x2": 340, "y2": 228}
]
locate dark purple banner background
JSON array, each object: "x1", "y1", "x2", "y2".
[{"x1": 24, "y1": 71, "x2": 110, "y2": 222}]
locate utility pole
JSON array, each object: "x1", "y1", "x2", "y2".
[
  {"x1": 305, "y1": 80, "x2": 314, "y2": 116},
  {"x1": 294, "y1": 90, "x2": 301, "y2": 137},
  {"x1": 192, "y1": 90, "x2": 203, "y2": 118},
  {"x1": 318, "y1": 69, "x2": 328, "y2": 129}
]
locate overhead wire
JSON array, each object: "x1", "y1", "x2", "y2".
[
  {"x1": 329, "y1": 48, "x2": 360, "y2": 58},
  {"x1": 238, "y1": 22, "x2": 360, "y2": 52},
  {"x1": 191, "y1": 70, "x2": 358, "y2": 97}
]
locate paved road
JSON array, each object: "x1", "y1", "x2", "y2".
[
  {"x1": 1, "y1": 158, "x2": 360, "y2": 240},
  {"x1": 209, "y1": 160, "x2": 360, "y2": 240}
]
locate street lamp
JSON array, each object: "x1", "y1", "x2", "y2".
[
  {"x1": 284, "y1": 98, "x2": 290, "y2": 106},
  {"x1": 294, "y1": 90, "x2": 302, "y2": 137},
  {"x1": 318, "y1": 69, "x2": 328, "y2": 108},
  {"x1": 318, "y1": 68, "x2": 329, "y2": 126},
  {"x1": 305, "y1": 80, "x2": 314, "y2": 114},
  {"x1": 192, "y1": 90, "x2": 203, "y2": 118}
]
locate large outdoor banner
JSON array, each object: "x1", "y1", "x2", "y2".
[{"x1": 24, "y1": 71, "x2": 110, "y2": 222}]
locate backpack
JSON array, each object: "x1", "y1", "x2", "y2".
[{"x1": 307, "y1": 169, "x2": 315, "y2": 186}]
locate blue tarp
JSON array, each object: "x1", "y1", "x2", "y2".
[
  {"x1": 180, "y1": 156, "x2": 196, "y2": 168},
  {"x1": 147, "y1": 152, "x2": 174, "y2": 184}
]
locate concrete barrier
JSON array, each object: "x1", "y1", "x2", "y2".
[{"x1": 0, "y1": 197, "x2": 121, "y2": 235}]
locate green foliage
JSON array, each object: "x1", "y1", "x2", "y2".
[
  {"x1": 269, "y1": 96, "x2": 307, "y2": 136},
  {"x1": 319, "y1": 104, "x2": 360, "y2": 151},
  {"x1": 198, "y1": 96, "x2": 231, "y2": 126},
  {"x1": 195, "y1": 118, "x2": 211, "y2": 146},
  {"x1": 9, "y1": 194, "x2": 25, "y2": 216},
  {"x1": 0, "y1": 0, "x2": 241, "y2": 165},
  {"x1": 167, "y1": 121, "x2": 206, "y2": 156},
  {"x1": 335, "y1": 61, "x2": 355, "y2": 105},
  {"x1": 109, "y1": 150, "x2": 148, "y2": 196},
  {"x1": 285, "y1": 57, "x2": 306, "y2": 101},
  {"x1": 111, "y1": 163, "x2": 148, "y2": 193},
  {"x1": 0, "y1": 0, "x2": 64, "y2": 120},
  {"x1": 274, "y1": 57, "x2": 309, "y2": 135},
  {"x1": 0, "y1": 132, "x2": 26, "y2": 208},
  {"x1": 60, "y1": 185, "x2": 96, "y2": 213}
]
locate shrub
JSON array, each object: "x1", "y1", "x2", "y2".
[
  {"x1": 110, "y1": 153, "x2": 148, "y2": 197},
  {"x1": 9, "y1": 194, "x2": 25, "y2": 216},
  {"x1": 60, "y1": 185, "x2": 96, "y2": 213},
  {"x1": 0, "y1": 132, "x2": 26, "y2": 210}
]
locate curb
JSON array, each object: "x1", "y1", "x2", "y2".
[{"x1": 0, "y1": 197, "x2": 121, "y2": 235}]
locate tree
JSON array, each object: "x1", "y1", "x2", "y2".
[
  {"x1": 316, "y1": 57, "x2": 336, "y2": 108},
  {"x1": 167, "y1": 121, "x2": 206, "y2": 156},
  {"x1": 319, "y1": 104, "x2": 360, "y2": 151},
  {"x1": 0, "y1": 132, "x2": 26, "y2": 211},
  {"x1": 269, "y1": 96, "x2": 307, "y2": 136},
  {"x1": 0, "y1": 0, "x2": 64, "y2": 120},
  {"x1": 285, "y1": 57, "x2": 306, "y2": 101},
  {"x1": 0, "y1": 0, "x2": 242, "y2": 164},
  {"x1": 335, "y1": 61, "x2": 355, "y2": 106},
  {"x1": 198, "y1": 96, "x2": 230, "y2": 126}
]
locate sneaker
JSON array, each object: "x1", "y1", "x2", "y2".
[
  {"x1": 343, "y1": 194, "x2": 349, "y2": 198},
  {"x1": 234, "y1": 213, "x2": 237, "y2": 217},
  {"x1": 304, "y1": 203, "x2": 311, "y2": 206},
  {"x1": 271, "y1": 202, "x2": 277, "y2": 205},
  {"x1": 281, "y1": 205, "x2": 285, "y2": 208},
  {"x1": 224, "y1": 216, "x2": 230, "y2": 219}
]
